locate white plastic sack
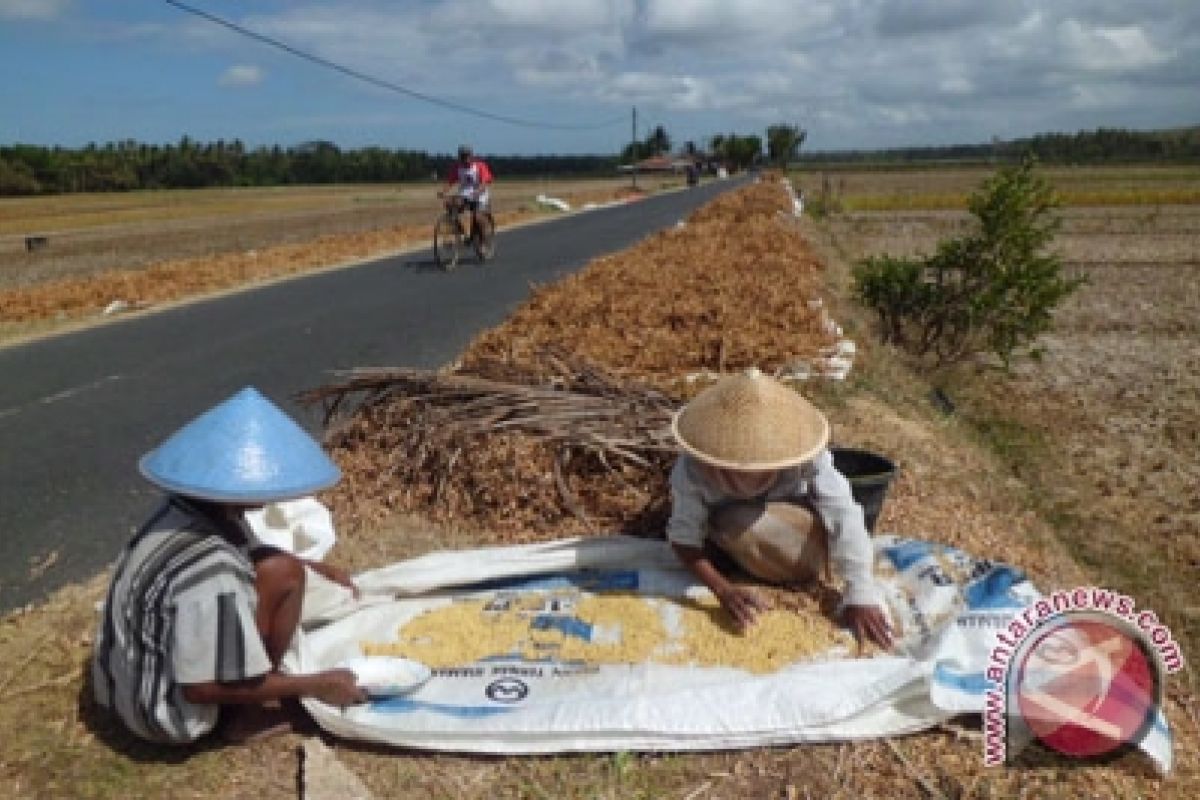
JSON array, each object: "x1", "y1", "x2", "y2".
[
  {"x1": 877, "y1": 536, "x2": 1172, "y2": 774},
  {"x1": 289, "y1": 535, "x2": 1172, "y2": 767},
  {"x1": 245, "y1": 497, "x2": 337, "y2": 561},
  {"x1": 294, "y1": 536, "x2": 937, "y2": 753},
  {"x1": 780, "y1": 178, "x2": 804, "y2": 217},
  {"x1": 535, "y1": 194, "x2": 571, "y2": 212}
]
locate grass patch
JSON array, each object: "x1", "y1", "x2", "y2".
[
  {"x1": 949, "y1": 373, "x2": 1200, "y2": 700},
  {"x1": 965, "y1": 414, "x2": 1048, "y2": 479}
]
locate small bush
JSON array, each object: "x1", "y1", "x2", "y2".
[{"x1": 852, "y1": 157, "x2": 1085, "y2": 367}]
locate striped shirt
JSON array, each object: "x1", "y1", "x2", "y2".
[{"x1": 92, "y1": 498, "x2": 271, "y2": 744}]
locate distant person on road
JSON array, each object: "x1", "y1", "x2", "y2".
[
  {"x1": 92, "y1": 387, "x2": 368, "y2": 745},
  {"x1": 443, "y1": 144, "x2": 494, "y2": 241},
  {"x1": 665, "y1": 369, "x2": 894, "y2": 650}
]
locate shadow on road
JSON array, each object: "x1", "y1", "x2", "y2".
[
  {"x1": 403, "y1": 257, "x2": 446, "y2": 272},
  {"x1": 403, "y1": 256, "x2": 497, "y2": 273}
]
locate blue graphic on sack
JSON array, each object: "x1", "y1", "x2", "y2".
[
  {"x1": 882, "y1": 539, "x2": 935, "y2": 571},
  {"x1": 963, "y1": 566, "x2": 1031, "y2": 611},
  {"x1": 371, "y1": 697, "x2": 517, "y2": 717},
  {"x1": 531, "y1": 615, "x2": 594, "y2": 641},
  {"x1": 933, "y1": 662, "x2": 993, "y2": 695}
]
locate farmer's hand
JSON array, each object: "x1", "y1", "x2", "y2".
[
  {"x1": 843, "y1": 604, "x2": 894, "y2": 651},
  {"x1": 310, "y1": 669, "x2": 368, "y2": 708},
  {"x1": 717, "y1": 585, "x2": 771, "y2": 631}
]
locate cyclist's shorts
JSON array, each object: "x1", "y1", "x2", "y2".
[{"x1": 456, "y1": 191, "x2": 491, "y2": 212}]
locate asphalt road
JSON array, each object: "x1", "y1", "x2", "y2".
[{"x1": 0, "y1": 178, "x2": 742, "y2": 613}]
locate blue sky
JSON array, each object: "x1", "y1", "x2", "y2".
[{"x1": 2, "y1": 0, "x2": 1198, "y2": 156}]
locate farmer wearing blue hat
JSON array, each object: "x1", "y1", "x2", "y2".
[{"x1": 92, "y1": 387, "x2": 368, "y2": 745}]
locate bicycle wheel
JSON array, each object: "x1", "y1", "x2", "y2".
[
  {"x1": 434, "y1": 215, "x2": 462, "y2": 271},
  {"x1": 473, "y1": 213, "x2": 496, "y2": 262}
]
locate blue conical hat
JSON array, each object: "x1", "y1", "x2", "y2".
[{"x1": 139, "y1": 387, "x2": 341, "y2": 503}]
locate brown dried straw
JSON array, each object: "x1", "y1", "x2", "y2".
[{"x1": 301, "y1": 350, "x2": 680, "y2": 538}]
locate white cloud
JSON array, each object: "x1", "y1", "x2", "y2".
[
  {"x1": 511, "y1": 50, "x2": 605, "y2": 89},
  {"x1": 1058, "y1": 20, "x2": 1171, "y2": 72},
  {"x1": 634, "y1": 0, "x2": 837, "y2": 53},
  {"x1": 219, "y1": 65, "x2": 264, "y2": 87},
  {"x1": 876, "y1": 104, "x2": 933, "y2": 126},
  {"x1": 487, "y1": 0, "x2": 622, "y2": 31},
  {"x1": 643, "y1": 0, "x2": 833, "y2": 37},
  {"x1": 938, "y1": 76, "x2": 974, "y2": 96},
  {"x1": 745, "y1": 72, "x2": 792, "y2": 96},
  {"x1": 875, "y1": 0, "x2": 1022, "y2": 37},
  {"x1": 1068, "y1": 82, "x2": 1135, "y2": 110},
  {"x1": 140, "y1": 0, "x2": 1200, "y2": 151},
  {"x1": 601, "y1": 71, "x2": 716, "y2": 110},
  {"x1": 249, "y1": 6, "x2": 434, "y2": 74},
  {"x1": 0, "y1": 0, "x2": 70, "y2": 20}
]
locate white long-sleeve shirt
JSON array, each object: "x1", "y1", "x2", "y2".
[{"x1": 665, "y1": 450, "x2": 883, "y2": 608}]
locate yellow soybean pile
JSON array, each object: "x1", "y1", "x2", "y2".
[{"x1": 362, "y1": 591, "x2": 854, "y2": 674}]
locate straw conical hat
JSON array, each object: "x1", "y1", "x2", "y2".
[
  {"x1": 139, "y1": 387, "x2": 341, "y2": 503},
  {"x1": 672, "y1": 369, "x2": 829, "y2": 470}
]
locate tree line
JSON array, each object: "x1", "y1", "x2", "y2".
[
  {"x1": 799, "y1": 126, "x2": 1200, "y2": 167},
  {"x1": 4, "y1": 125, "x2": 1195, "y2": 196},
  {"x1": 619, "y1": 124, "x2": 771, "y2": 172},
  {"x1": 0, "y1": 137, "x2": 619, "y2": 196}
]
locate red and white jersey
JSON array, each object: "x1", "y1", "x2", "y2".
[{"x1": 447, "y1": 159, "x2": 493, "y2": 201}]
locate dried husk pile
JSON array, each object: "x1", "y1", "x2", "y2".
[
  {"x1": 304, "y1": 350, "x2": 679, "y2": 538},
  {"x1": 462, "y1": 179, "x2": 837, "y2": 393},
  {"x1": 312, "y1": 181, "x2": 838, "y2": 538}
]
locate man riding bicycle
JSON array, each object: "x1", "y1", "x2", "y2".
[{"x1": 443, "y1": 145, "x2": 493, "y2": 243}]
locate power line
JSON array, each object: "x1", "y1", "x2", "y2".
[{"x1": 163, "y1": 0, "x2": 626, "y2": 131}]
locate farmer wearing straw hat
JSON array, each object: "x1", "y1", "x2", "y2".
[
  {"x1": 92, "y1": 387, "x2": 368, "y2": 745},
  {"x1": 667, "y1": 369, "x2": 894, "y2": 649}
]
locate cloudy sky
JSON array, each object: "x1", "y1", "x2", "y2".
[{"x1": 2, "y1": 0, "x2": 1197, "y2": 155}]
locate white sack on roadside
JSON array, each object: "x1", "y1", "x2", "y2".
[
  {"x1": 287, "y1": 534, "x2": 1172, "y2": 770},
  {"x1": 535, "y1": 194, "x2": 571, "y2": 212}
]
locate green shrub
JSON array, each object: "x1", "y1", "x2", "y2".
[{"x1": 852, "y1": 157, "x2": 1085, "y2": 366}]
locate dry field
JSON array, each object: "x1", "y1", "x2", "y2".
[
  {"x1": 806, "y1": 163, "x2": 1200, "y2": 211},
  {"x1": 1, "y1": 168, "x2": 1198, "y2": 799},
  {"x1": 810, "y1": 181, "x2": 1200, "y2": 672},
  {"x1": 0, "y1": 177, "x2": 666, "y2": 343},
  {"x1": 0, "y1": 177, "x2": 661, "y2": 285}
]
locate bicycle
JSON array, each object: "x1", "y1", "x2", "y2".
[{"x1": 434, "y1": 195, "x2": 496, "y2": 270}]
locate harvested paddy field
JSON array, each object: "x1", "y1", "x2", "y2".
[
  {"x1": 814, "y1": 197, "x2": 1200, "y2": 668},
  {"x1": 0, "y1": 177, "x2": 659, "y2": 344},
  {"x1": 1, "y1": 167, "x2": 1197, "y2": 799}
]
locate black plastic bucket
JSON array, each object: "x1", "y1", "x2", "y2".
[{"x1": 830, "y1": 447, "x2": 897, "y2": 534}]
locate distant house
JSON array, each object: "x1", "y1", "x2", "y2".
[{"x1": 617, "y1": 154, "x2": 699, "y2": 174}]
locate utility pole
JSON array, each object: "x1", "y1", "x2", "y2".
[{"x1": 631, "y1": 106, "x2": 638, "y2": 191}]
